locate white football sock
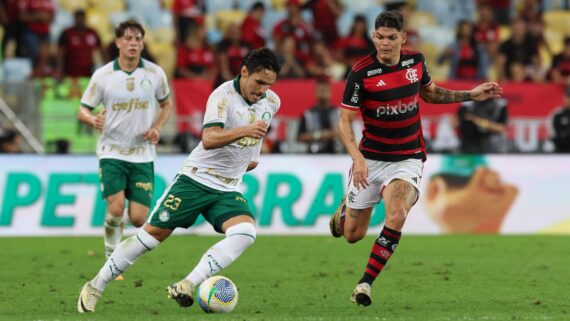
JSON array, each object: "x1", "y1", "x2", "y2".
[
  {"x1": 104, "y1": 212, "x2": 123, "y2": 259},
  {"x1": 91, "y1": 229, "x2": 159, "y2": 292},
  {"x1": 122, "y1": 207, "x2": 132, "y2": 227},
  {"x1": 186, "y1": 222, "x2": 256, "y2": 286}
]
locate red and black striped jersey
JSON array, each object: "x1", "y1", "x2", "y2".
[{"x1": 342, "y1": 49, "x2": 432, "y2": 162}]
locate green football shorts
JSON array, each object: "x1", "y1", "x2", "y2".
[
  {"x1": 99, "y1": 158, "x2": 154, "y2": 207},
  {"x1": 148, "y1": 174, "x2": 254, "y2": 233}
]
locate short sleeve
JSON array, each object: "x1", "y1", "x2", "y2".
[
  {"x1": 341, "y1": 69, "x2": 363, "y2": 109},
  {"x1": 80, "y1": 71, "x2": 103, "y2": 109},
  {"x1": 202, "y1": 91, "x2": 229, "y2": 128},
  {"x1": 420, "y1": 53, "x2": 432, "y2": 87},
  {"x1": 155, "y1": 66, "x2": 171, "y2": 102}
]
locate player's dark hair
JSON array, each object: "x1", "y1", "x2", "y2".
[
  {"x1": 115, "y1": 19, "x2": 145, "y2": 38},
  {"x1": 242, "y1": 48, "x2": 281, "y2": 75},
  {"x1": 375, "y1": 10, "x2": 404, "y2": 31}
]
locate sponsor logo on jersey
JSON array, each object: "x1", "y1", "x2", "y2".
[
  {"x1": 350, "y1": 83, "x2": 360, "y2": 104},
  {"x1": 401, "y1": 58, "x2": 415, "y2": 68},
  {"x1": 108, "y1": 145, "x2": 146, "y2": 155},
  {"x1": 376, "y1": 80, "x2": 387, "y2": 87},
  {"x1": 135, "y1": 182, "x2": 153, "y2": 191},
  {"x1": 376, "y1": 97, "x2": 418, "y2": 117},
  {"x1": 405, "y1": 68, "x2": 419, "y2": 83},
  {"x1": 367, "y1": 68, "x2": 383, "y2": 76},
  {"x1": 112, "y1": 98, "x2": 149, "y2": 112}
]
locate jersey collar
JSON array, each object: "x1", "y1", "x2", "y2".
[
  {"x1": 113, "y1": 58, "x2": 144, "y2": 75},
  {"x1": 233, "y1": 76, "x2": 266, "y2": 106}
]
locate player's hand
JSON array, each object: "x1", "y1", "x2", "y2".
[
  {"x1": 243, "y1": 121, "x2": 268, "y2": 139},
  {"x1": 352, "y1": 155, "x2": 369, "y2": 190},
  {"x1": 93, "y1": 110, "x2": 105, "y2": 131},
  {"x1": 143, "y1": 127, "x2": 161, "y2": 144},
  {"x1": 470, "y1": 82, "x2": 503, "y2": 101}
]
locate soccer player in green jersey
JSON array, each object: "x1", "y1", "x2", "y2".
[
  {"x1": 77, "y1": 20, "x2": 172, "y2": 276},
  {"x1": 77, "y1": 48, "x2": 281, "y2": 313}
]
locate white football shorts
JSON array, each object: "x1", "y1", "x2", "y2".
[{"x1": 346, "y1": 158, "x2": 423, "y2": 209}]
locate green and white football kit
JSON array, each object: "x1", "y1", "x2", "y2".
[
  {"x1": 148, "y1": 77, "x2": 281, "y2": 232},
  {"x1": 81, "y1": 58, "x2": 170, "y2": 206}
]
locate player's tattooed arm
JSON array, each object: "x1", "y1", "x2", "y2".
[{"x1": 420, "y1": 84, "x2": 471, "y2": 104}]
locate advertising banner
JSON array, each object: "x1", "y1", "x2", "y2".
[
  {"x1": 0, "y1": 155, "x2": 569, "y2": 236},
  {"x1": 174, "y1": 80, "x2": 566, "y2": 152}
]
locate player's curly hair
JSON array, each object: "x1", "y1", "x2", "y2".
[
  {"x1": 242, "y1": 48, "x2": 281, "y2": 75},
  {"x1": 375, "y1": 10, "x2": 404, "y2": 31},
  {"x1": 115, "y1": 19, "x2": 146, "y2": 38}
]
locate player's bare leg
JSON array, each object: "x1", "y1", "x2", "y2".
[{"x1": 352, "y1": 179, "x2": 417, "y2": 306}]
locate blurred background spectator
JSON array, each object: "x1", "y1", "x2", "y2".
[
  {"x1": 18, "y1": 0, "x2": 55, "y2": 60},
  {"x1": 0, "y1": 0, "x2": 569, "y2": 155},
  {"x1": 275, "y1": 35, "x2": 306, "y2": 78},
  {"x1": 549, "y1": 36, "x2": 570, "y2": 84},
  {"x1": 438, "y1": 20, "x2": 489, "y2": 80},
  {"x1": 334, "y1": 14, "x2": 374, "y2": 78},
  {"x1": 550, "y1": 86, "x2": 570, "y2": 152},
  {"x1": 57, "y1": 9, "x2": 106, "y2": 78},
  {"x1": 302, "y1": 0, "x2": 343, "y2": 47},
  {"x1": 497, "y1": 17, "x2": 542, "y2": 82},
  {"x1": 175, "y1": 23, "x2": 215, "y2": 79},
  {"x1": 213, "y1": 22, "x2": 250, "y2": 87},
  {"x1": 172, "y1": 0, "x2": 206, "y2": 44},
  {"x1": 297, "y1": 78, "x2": 339, "y2": 154},
  {"x1": 454, "y1": 98, "x2": 509, "y2": 153},
  {"x1": 0, "y1": 129, "x2": 22, "y2": 153},
  {"x1": 241, "y1": 1, "x2": 266, "y2": 49}
]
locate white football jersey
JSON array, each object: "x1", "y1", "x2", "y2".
[
  {"x1": 80, "y1": 59, "x2": 170, "y2": 162},
  {"x1": 180, "y1": 78, "x2": 281, "y2": 192}
]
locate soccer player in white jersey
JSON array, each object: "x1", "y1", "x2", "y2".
[
  {"x1": 77, "y1": 48, "x2": 281, "y2": 313},
  {"x1": 77, "y1": 20, "x2": 172, "y2": 277}
]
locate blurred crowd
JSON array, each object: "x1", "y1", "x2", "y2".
[{"x1": 0, "y1": 0, "x2": 569, "y2": 154}]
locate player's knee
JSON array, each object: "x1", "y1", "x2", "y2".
[
  {"x1": 107, "y1": 202, "x2": 125, "y2": 217},
  {"x1": 385, "y1": 207, "x2": 408, "y2": 230},
  {"x1": 345, "y1": 229, "x2": 366, "y2": 244},
  {"x1": 226, "y1": 222, "x2": 256, "y2": 249},
  {"x1": 130, "y1": 216, "x2": 146, "y2": 227}
]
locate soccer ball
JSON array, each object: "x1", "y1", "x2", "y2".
[{"x1": 197, "y1": 276, "x2": 238, "y2": 313}]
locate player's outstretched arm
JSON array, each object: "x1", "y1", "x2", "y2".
[
  {"x1": 202, "y1": 121, "x2": 268, "y2": 150},
  {"x1": 420, "y1": 82, "x2": 503, "y2": 104}
]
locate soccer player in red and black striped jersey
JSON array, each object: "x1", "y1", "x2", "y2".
[{"x1": 329, "y1": 10, "x2": 503, "y2": 306}]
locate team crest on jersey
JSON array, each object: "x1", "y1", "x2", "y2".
[
  {"x1": 140, "y1": 78, "x2": 152, "y2": 91},
  {"x1": 248, "y1": 110, "x2": 256, "y2": 123},
  {"x1": 405, "y1": 68, "x2": 418, "y2": 83},
  {"x1": 126, "y1": 77, "x2": 135, "y2": 91},
  {"x1": 261, "y1": 111, "x2": 272, "y2": 125},
  {"x1": 159, "y1": 210, "x2": 170, "y2": 222}
]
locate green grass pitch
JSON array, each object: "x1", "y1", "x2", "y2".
[{"x1": 0, "y1": 235, "x2": 568, "y2": 321}]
